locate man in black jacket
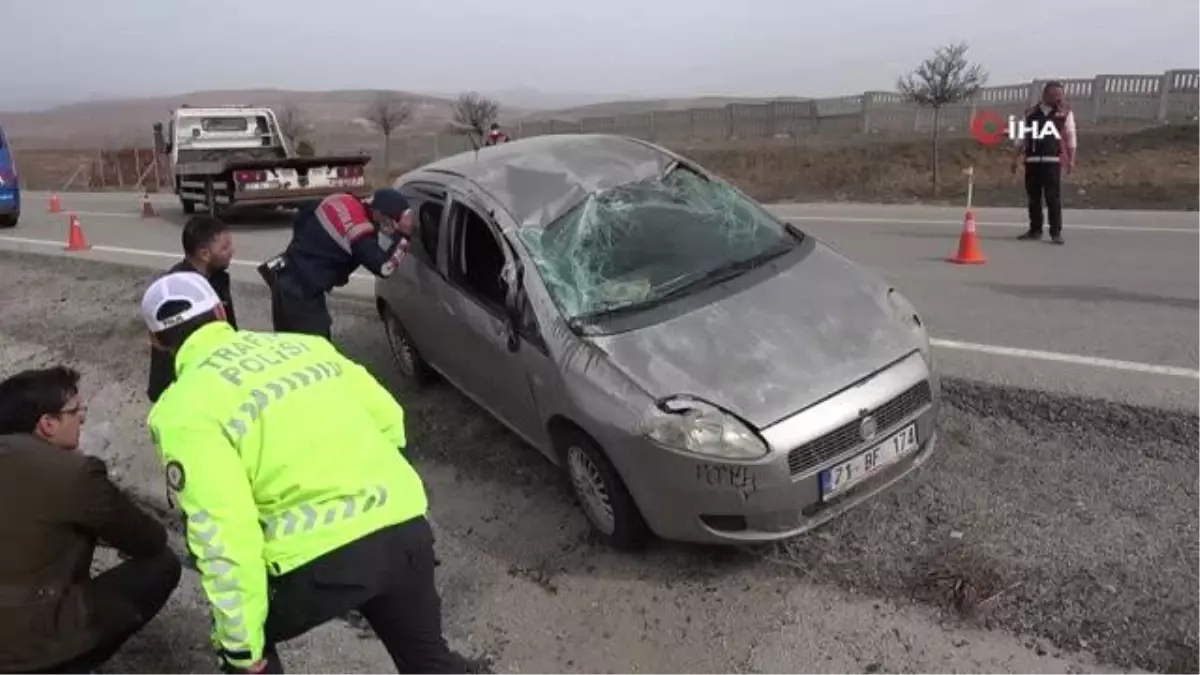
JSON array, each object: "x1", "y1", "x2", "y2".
[
  {"x1": 147, "y1": 215, "x2": 238, "y2": 402},
  {"x1": 0, "y1": 366, "x2": 181, "y2": 673}
]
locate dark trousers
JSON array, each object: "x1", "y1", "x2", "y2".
[
  {"x1": 270, "y1": 273, "x2": 332, "y2": 340},
  {"x1": 30, "y1": 548, "x2": 182, "y2": 674},
  {"x1": 249, "y1": 517, "x2": 465, "y2": 674},
  {"x1": 1024, "y1": 161, "x2": 1063, "y2": 237}
]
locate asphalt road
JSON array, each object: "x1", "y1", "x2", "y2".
[{"x1": 4, "y1": 190, "x2": 1197, "y2": 410}]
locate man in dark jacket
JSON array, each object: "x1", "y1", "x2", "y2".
[
  {"x1": 260, "y1": 189, "x2": 414, "y2": 340},
  {"x1": 0, "y1": 366, "x2": 181, "y2": 673},
  {"x1": 1011, "y1": 81, "x2": 1078, "y2": 245},
  {"x1": 147, "y1": 215, "x2": 238, "y2": 401}
]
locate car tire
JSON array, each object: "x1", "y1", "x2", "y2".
[
  {"x1": 0, "y1": 212, "x2": 16, "y2": 228},
  {"x1": 558, "y1": 428, "x2": 651, "y2": 551},
  {"x1": 381, "y1": 304, "x2": 437, "y2": 387}
]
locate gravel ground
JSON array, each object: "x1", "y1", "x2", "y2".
[
  {"x1": 0, "y1": 249, "x2": 1193, "y2": 673},
  {"x1": 765, "y1": 378, "x2": 1199, "y2": 673}
]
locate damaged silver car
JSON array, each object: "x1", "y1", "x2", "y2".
[{"x1": 375, "y1": 134, "x2": 939, "y2": 550}]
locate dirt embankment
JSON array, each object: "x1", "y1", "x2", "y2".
[{"x1": 686, "y1": 124, "x2": 1200, "y2": 211}]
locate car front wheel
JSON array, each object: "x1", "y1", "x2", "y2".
[
  {"x1": 0, "y1": 212, "x2": 17, "y2": 228},
  {"x1": 381, "y1": 305, "x2": 436, "y2": 387},
  {"x1": 560, "y1": 428, "x2": 650, "y2": 550}
]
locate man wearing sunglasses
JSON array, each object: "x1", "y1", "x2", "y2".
[
  {"x1": 0, "y1": 366, "x2": 181, "y2": 673},
  {"x1": 260, "y1": 189, "x2": 414, "y2": 340}
]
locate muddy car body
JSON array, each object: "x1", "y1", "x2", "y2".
[{"x1": 375, "y1": 134, "x2": 940, "y2": 549}]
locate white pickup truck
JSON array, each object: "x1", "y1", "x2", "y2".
[{"x1": 153, "y1": 105, "x2": 372, "y2": 215}]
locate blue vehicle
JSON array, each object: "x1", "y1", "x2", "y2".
[{"x1": 0, "y1": 124, "x2": 19, "y2": 228}]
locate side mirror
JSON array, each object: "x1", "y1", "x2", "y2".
[{"x1": 152, "y1": 123, "x2": 169, "y2": 155}]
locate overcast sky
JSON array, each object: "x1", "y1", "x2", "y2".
[{"x1": 2, "y1": 0, "x2": 1197, "y2": 110}]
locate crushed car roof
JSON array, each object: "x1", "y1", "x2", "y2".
[{"x1": 411, "y1": 134, "x2": 678, "y2": 230}]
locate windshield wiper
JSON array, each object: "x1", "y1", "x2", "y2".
[
  {"x1": 652, "y1": 242, "x2": 794, "y2": 298},
  {"x1": 570, "y1": 243, "x2": 794, "y2": 328}
]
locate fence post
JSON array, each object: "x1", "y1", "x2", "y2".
[
  {"x1": 859, "y1": 93, "x2": 874, "y2": 134},
  {"x1": 1156, "y1": 70, "x2": 1172, "y2": 122},
  {"x1": 724, "y1": 106, "x2": 734, "y2": 140},
  {"x1": 1090, "y1": 74, "x2": 1106, "y2": 123}
]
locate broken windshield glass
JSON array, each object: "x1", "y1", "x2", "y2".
[{"x1": 517, "y1": 166, "x2": 796, "y2": 325}]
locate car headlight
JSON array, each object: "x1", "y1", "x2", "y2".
[
  {"x1": 887, "y1": 287, "x2": 932, "y2": 365},
  {"x1": 643, "y1": 396, "x2": 769, "y2": 459}
]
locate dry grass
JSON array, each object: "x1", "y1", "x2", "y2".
[{"x1": 683, "y1": 124, "x2": 1199, "y2": 211}]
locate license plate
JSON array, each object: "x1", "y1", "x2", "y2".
[{"x1": 820, "y1": 423, "x2": 919, "y2": 500}]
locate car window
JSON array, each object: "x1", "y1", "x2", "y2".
[
  {"x1": 517, "y1": 165, "x2": 796, "y2": 324},
  {"x1": 449, "y1": 202, "x2": 507, "y2": 312},
  {"x1": 398, "y1": 183, "x2": 448, "y2": 272},
  {"x1": 418, "y1": 201, "x2": 444, "y2": 265}
]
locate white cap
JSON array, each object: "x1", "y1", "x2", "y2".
[{"x1": 140, "y1": 271, "x2": 222, "y2": 333}]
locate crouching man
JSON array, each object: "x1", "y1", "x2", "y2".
[
  {"x1": 0, "y1": 366, "x2": 181, "y2": 674},
  {"x1": 140, "y1": 271, "x2": 463, "y2": 673}
]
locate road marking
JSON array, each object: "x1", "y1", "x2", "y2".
[
  {"x1": 2, "y1": 234, "x2": 1195, "y2": 379},
  {"x1": 0, "y1": 235, "x2": 373, "y2": 282},
  {"x1": 43, "y1": 202, "x2": 1200, "y2": 235},
  {"x1": 930, "y1": 338, "x2": 1200, "y2": 379},
  {"x1": 774, "y1": 213, "x2": 1198, "y2": 234}
]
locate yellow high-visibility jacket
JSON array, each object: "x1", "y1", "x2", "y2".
[{"x1": 147, "y1": 321, "x2": 427, "y2": 669}]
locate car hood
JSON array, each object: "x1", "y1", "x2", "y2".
[{"x1": 586, "y1": 242, "x2": 920, "y2": 429}]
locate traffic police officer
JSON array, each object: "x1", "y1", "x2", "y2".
[
  {"x1": 260, "y1": 189, "x2": 414, "y2": 340},
  {"x1": 140, "y1": 271, "x2": 463, "y2": 674}
]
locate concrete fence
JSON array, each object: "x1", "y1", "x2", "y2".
[{"x1": 387, "y1": 68, "x2": 1199, "y2": 164}]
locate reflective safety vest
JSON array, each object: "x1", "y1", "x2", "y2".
[{"x1": 147, "y1": 321, "x2": 427, "y2": 668}]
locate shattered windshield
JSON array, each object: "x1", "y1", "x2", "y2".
[{"x1": 517, "y1": 166, "x2": 797, "y2": 326}]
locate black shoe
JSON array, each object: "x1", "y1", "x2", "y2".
[
  {"x1": 1018, "y1": 231, "x2": 1043, "y2": 241},
  {"x1": 1050, "y1": 235, "x2": 1064, "y2": 245}
]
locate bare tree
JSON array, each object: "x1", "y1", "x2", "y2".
[
  {"x1": 897, "y1": 43, "x2": 988, "y2": 197},
  {"x1": 275, "y1": 104, "x2": 310, "y2": 149},
  {"x1": 363, "y1": 91, "x2": 413, "y2": 177},
  {"x1": 451, "y1": 91, "x2": 501, "y2": 146}
]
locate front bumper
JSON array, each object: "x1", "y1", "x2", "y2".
[{"x1": 615, "y1": 351, "x2": 939, "y2": 545}]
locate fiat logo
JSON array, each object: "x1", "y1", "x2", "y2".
[{"x1": 859, "y1": 414, "x2": 878, "y2": 442}]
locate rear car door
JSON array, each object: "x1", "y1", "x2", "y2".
[{"x1": 436, "y1": 190, "x2": 542, "y2": 443}]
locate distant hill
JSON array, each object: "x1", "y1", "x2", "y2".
[
  {"x1": 0, "y1": 89, "x2": 533, "y2": 150},
  {"x1": 523, "y1": 96, "x2": 811, "y2": 122},
  {"x1": 0, "y1": 89, "x2": 816, "y2": 150}
]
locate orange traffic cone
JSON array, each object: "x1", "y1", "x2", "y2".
[
  {"x1": 48, "y1": 193, "x2": 61, "y2": 214},
  {"x1": 65, "y1": 213, "x2": 90, "y2": 251},
  {"x1": 140, "y1": 192, "x2": 155, "y2": 218},
  {"x1": 947, "y1": 209, "x2": 987, "y2": 265}
]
